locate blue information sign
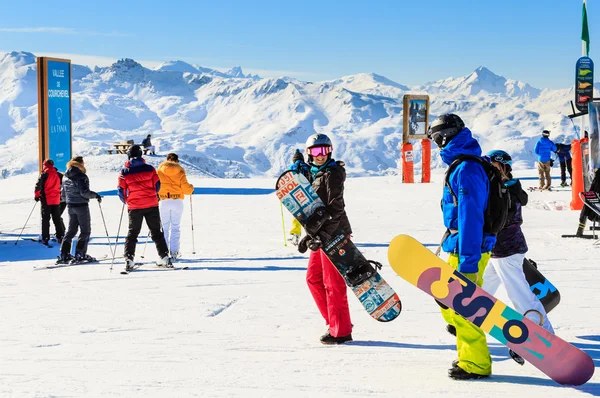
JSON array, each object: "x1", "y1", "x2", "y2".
[
  {"x1": 575, "y1": 57, "x2": 594, "y2": 113},
  {"x1": 44, "y1": 60, "x2": 71, "y2": 172}
]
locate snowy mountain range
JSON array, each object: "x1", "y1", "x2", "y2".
[{"x1": 0, "y1": 50, "x2": 598, "y2": 178}]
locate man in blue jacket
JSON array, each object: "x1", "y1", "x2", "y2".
[
  {"x1": 534, "y1": 130, "x2": 557, "y2": 190},
  {"x1": 427, "y1": 113, "x2": 496, "y2": 380}
]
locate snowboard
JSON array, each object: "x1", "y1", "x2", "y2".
[
  {"x1": 276, "y1": 170, "x2": 401, "y2": 322},
  {"x1": 388, "y1": 234, "x2": 594, "y2": 386},
  {"x1": 522, "y1": 258, "x2": 560, "y2": 314}
]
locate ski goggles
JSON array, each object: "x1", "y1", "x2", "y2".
[{"x1": 308, "y1": 146, "x2": 332, "y2": 157}]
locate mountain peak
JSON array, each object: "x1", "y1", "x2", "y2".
[
  {"x1": 1, "y1": 51, "x2": 36, "y2": 67},
  {"x1": 156, "y1": 60, "x2": 199, "y2": 74},
  {"x1": 227, "y1": 66, "x2": 246, "y2": 78},
  {"x1": 110, "y1": 58, "x2": 143, "y2": 72}
]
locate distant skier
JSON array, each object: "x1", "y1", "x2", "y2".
[
  {"x1": 118, "y1": 145, "x2": 171, "y2": 272},
  {"x1": 427, "y1": 114, "x2": 495, "y2": 380},
  {"x1": 555, "y1": 143, "x2": 573, "y2": 187},
  {"x1": 34, "y1": 159, "x2": 65, "y2": 245},
  {"x1": 141, "y1": 134, "x2": 155, "y2": 155},
  {"x1": 295, "y1": 134, "x2": 353, "y2": 345},
  {"x1": 157, "y1": 153, "x2": 194, "y2": 259},
  {"x1": 288, "y1": 149, "x2": 309, "y2": 245},
  {"x1": 533, "y1": 130, "x2": 557, "y2": 190},
  {"x1": 58, "y1": 156, "x2": 102, "y2": 264},
  {"x1": 483, "y1": 149, "x2": 554, "y2": 365}
]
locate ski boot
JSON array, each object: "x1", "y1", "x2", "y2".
[
  {"x1": 509, "y1": 349, "x2": 525, "y2": 365},
  {"x1": 56, "y1": 253, "x2": 73, "y2": 265},
  {"x1": 124, "y1": 258, "x2": 136, "y2": 273},
  {"x1": 320, "y1": 332, "x2": 353, "y2": 345},
  {"x1": 345, "y1": 260, "x2": 382, "y2": 286},
  {"x1": 287, "y1": 234, "x2": 301, "y2": 246},
  {"x1": 170, "y1": 251, "x2": 181, "y2": 261},
  {"x1": 71, "y1": 254, "x2": 96, "y2": 264},
  {"x1": 448, "y1": 365, "x2": 489, "y2": 380},
  {"x1": 157, "y1": 256, "x2": 174, "y2": 268}
]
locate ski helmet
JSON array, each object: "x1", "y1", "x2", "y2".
[
  {"x1": 427, "y1": 114, "x2": 465, "y2": 148},
  {"x1": 542, "y1": 129, "x2": 551, "y2": 137},
  {"x1": 486, "y1": 149, "x2": 512, "y2": 172},
  {"x1": 127, "y1": 144, "x2": 143, "y2": 159},
  {"x1": 305, "y1": 133, "x2": 332, "y2": 149}
]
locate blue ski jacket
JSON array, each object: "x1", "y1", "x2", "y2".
[
  {"x1": 555, "y1": 143, "x2": 572, "y2": 162},
  {"x1": 534, "y1": 137, "x2": 557, "y2": 162},
  {"x1": 440, "y1": 128, "x2": 497, "y2": 274}
]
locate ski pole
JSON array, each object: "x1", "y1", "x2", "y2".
[
  {"x1": 190, "y1": 195, "x2": 196, "y2": 254},
  {"x1": 97, "y1": 200, "x2": 115, "y2": 259},
  {"x1": 15, "y1": 201, "x2": 38, "y2": 245},
  {"x1": 279, "y1": 202, "x2": 287, "y2": 247},
  {"x1": 110, "y1": 203, "x2": 125, "y2": 271},
  {"x1": 140, "y1": 230, "x2": 150, "y2": 258}
]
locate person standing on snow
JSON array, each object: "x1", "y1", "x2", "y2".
[
  {"x1": 157, "y1": 153, "x2": 194, "y2": 259},
  {"x1": 427, "y1": 114, "x2": 495, "y2": 380},
  {"x1": 34, "y1": 159, "x2": 65, "y2": 245},
  {"x1": 483, "y1": 149, "x2": 554, "y2": 365},
  {"x1": 58, "y1": 156, "x2": 102, "y2": 264},
  {"x1": 118, "y1": 145, "x2": 171, "y2": 272},
  {"x1": 141, "y1": 134, "x2": 155, "y2": 155},
  {"x1": 555, "y1": 143, "x2": 573, "y2": 187},
  {"x1": 295, "y1": 134, "x2": 354, "y2": 345},
  {"x1": 533, "y1": 130, "x2": 557, "y2": 190}
]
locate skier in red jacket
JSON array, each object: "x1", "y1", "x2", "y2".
[
  {"x1": 118, "y1": 145, "x2": 170, "y2": 272},
  {"x1": 34, "y1": 159, "x2": 65, "y2": 245}
]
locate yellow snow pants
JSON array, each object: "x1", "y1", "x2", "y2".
[
  {"x1": 441, "y1": 252, "x2": 492, "y2": 376},
  {"x1": 289, "y1": 218, "x2": 302, "y2": 236}
]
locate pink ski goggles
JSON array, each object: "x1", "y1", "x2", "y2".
[{"x1": 308, "y1": 146, "x2": 332, "y2": 157}]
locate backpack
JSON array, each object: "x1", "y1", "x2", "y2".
[{"x1": 444, "y1": 155, "x2": 511, "y2": 234}]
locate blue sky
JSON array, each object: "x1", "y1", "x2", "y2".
[{"x1": 1, "y1": 0, "x2": 597, "y2": 89}]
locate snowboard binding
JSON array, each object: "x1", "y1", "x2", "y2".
[{"x1": 345, "y1": 259, "x2": 382, "y2": 286}]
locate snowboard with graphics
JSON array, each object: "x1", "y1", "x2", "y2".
[
  {"x1": 276, "y1": 170, "x2": 401, "y2": 322},
  {"x1": 522, "y1": 258, "x2": 560, "y2": 313},
  {"x1": 388, "y1": 234, "x2": 593, "y2": 385}
]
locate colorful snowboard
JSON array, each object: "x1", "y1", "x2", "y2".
[
  {"x1": 522, "y1": 258, "x2": 560, "y2": 314},
  {"x1": 276, "y1": 170, "x2": 401, "y2": 322},
  {"x1": 388, "y1": 234, "x2": 594, "y2": 386}
]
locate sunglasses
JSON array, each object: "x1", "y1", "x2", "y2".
[{"x1": 308, "y1": 146, "x2": 332, "y2": 157}]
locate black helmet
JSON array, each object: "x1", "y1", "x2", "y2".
[
  {"x1": 427, "y1": 114, "x2": 465, "y2": 148},
  {"x1": 127, "y1": 144, "x2": 143, "y2": 159},
  {"x1": 542, "y1": 130, "x2": 550, "y2": 137}
]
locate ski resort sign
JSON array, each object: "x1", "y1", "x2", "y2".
[
  {"x1": 37, "y1": 57, "x2": 72, "y2": 173},
  {"x1": 575, "y1": 56, "x2": 594, "y2": 113}
]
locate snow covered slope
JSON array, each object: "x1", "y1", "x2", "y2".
[{"x1": 0, "y1": 51, "x2": 597, "y2": 178}]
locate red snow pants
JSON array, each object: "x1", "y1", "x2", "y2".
[{"x1": 306, "y1": 249, "x2": 352, "y2": 337}]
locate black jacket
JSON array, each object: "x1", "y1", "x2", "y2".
[
  {"x1": 61, "y1": 161, "x2": 98, "y2": 205},
  {"x1": 310, "y1": 160, "x2": 352, "y2": 237}
]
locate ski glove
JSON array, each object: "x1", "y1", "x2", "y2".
[
  {"x1": 298, "y1": 235, "x2": 323, "y2": 254},
  {"x1": 96, "y1": 194, "x2": 103, "y2": 203},
  {"x1": 35, "y1": 196, "x2": 40, "y2": 202},
  {"x1": 298, "y1": 235, "x2": 311, "y2": 254},
  {"x1": 292, "y1": 149, "x2": 304, "y2": 163}
]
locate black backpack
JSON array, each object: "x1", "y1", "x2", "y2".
[{"x1": 444, "y1": 155, "x2": 511, "y2": 234}]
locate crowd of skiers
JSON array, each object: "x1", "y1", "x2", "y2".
[
  {"x1": 34, "y1": 145, "x2": 194, "y2": 273},
  {"x1": 291, "y1": 117, "x2": 558, "y2": 380}
]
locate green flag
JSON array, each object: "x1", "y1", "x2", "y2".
[{"x1": 582, "y1": 2, "x2": 590, "y2": 56}]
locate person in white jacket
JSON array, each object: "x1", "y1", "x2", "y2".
[{"x1": 157, "y1": 153, "x2": 194, "y2": 259}]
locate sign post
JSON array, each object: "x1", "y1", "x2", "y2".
[{"x1": 37, "y1": 57, "x2": 72, "y2": 173}]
